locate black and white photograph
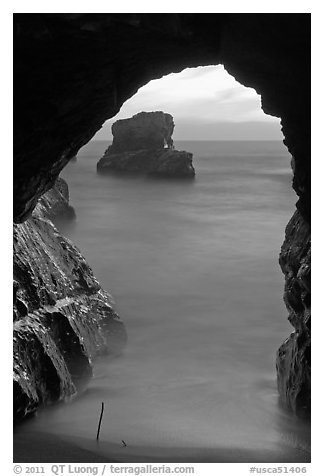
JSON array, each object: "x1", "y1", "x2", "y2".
[{"x1": 11, "y1": 4, "x2": 312, "y2": 471}]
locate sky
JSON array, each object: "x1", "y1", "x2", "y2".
[{"x1": 94, "y1": 65, "x2": 283, "y2": 141}]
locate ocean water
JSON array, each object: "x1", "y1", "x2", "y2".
[{"x1": 14, "y1": 140, "x2": 311, "y2": 462}]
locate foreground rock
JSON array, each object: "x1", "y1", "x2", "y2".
[
  {"x1": 97, "y1": 112, "x2": 195, "y2": 178},
  {"x1": 276, "y1": 210, "x2": 311, "y2": 418},
  {"x1": 13, "y1": 182, "x2": 126, "y2": 423}
]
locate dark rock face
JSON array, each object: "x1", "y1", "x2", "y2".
[
  {"x1": 13, "y1": 186, "x2": 127, "y2": 423},
  {"x1": 276, "y1": 211, "x2": 311, "y2": 418},
  {"x1": 98, "y1": 148, "x2": 195, "y2": 178},
  {"x1": 14, "y1": 14, "x2": 310, "y2": 417},
  {"x1": 97, "y1": 111, "x2": 195, "y2": 178},
  {"x1": 109, "y1": 111, "x2": 175, "y2": 153}
]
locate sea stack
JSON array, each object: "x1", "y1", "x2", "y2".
[{"x1": 97, "y1": 111, "x2": 195, "y2": 178}]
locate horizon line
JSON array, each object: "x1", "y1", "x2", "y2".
[{"x1": 91, "y1": 138, "x2": 284, "y2": 142}]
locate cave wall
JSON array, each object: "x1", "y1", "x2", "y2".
[
  {"x1": 276, "y1": 210, "x2": 311, "y2": 417},
  {"x1": 13, "y1": 13, "x2": 310, "y2": 417}
]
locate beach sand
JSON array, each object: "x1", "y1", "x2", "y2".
[{"x1": 13, "y1": 430, "x2": 311, "y2": 463}]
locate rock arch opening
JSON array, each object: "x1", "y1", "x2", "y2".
[
  {"x1": 94, "y1": 65, "x2": 284, "y2": 143},
  {"x1": 13, "y1": 13, "x2": 310, "y2": 441}
]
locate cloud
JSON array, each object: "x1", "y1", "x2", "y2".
[
  {"x1": 175, "y1": 65, "x2": 223, "y2": 80},
  {"x1": 94, "y1": 65, "x2": 281, "y2": 140}
]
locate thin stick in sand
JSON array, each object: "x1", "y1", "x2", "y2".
[{"x1": 96, "y1": 402, "x2": 104, "y2": 441}]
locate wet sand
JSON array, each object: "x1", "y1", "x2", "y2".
[{"x1": 13, "y1": 430, "x2": 310, "y2": 463}]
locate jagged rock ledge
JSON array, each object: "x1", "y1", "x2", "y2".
[
  {"x1": 13, "y1": 180, "x2": 126, "y2": 423},
  {"x1": 97, "y1": 112, "x2": 195, "y2": 178}
]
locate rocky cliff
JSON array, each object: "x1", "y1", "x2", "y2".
[
  {"x1": 13, "y1": 14, "x2": 310, "y2": 417},
  {"x1": 97, "y1": 112, "x2": 195, "y2": 178},
  {"x1": 276, "y1": 210, "x2": 311, "y2": 418},
  {"x1": 13, "y1": 180, "x2": 126, "y2": 423}
]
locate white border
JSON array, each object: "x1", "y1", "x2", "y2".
[{"x1": 3, "y1": 4, "x2": 320, "y2": 475}]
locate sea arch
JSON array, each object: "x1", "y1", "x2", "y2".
[{"x1": 13, "y1": 13, "x2": 310, "y2": 417}]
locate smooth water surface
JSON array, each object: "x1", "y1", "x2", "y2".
[{"x1": 14, "y1": 141, "x2": 310, "y2": 462}]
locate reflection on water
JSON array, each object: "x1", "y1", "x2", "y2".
[{"x1": 14, "y1": 141, "x2": 310, "y2": 461}]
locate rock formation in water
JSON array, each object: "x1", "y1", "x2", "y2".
[
  {"x1": 13, "y1": 181, "x2": 126, "y2": 423},
  {"x1": 13, "y1": 14, "x2": 310, "y2": 418},
  {"x1": 38, "y1": 176, "x2": 76, "y2": 221},
  {"x1": 97, "y1": 112, "x2": 195, "y2": 178},
  {"x1": 110, "y1": 111, "x2": 175, "y2": 152}
]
